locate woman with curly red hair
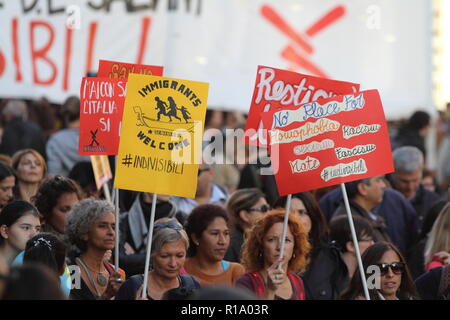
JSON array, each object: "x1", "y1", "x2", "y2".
[{"x1": 235, "y1": 209, "x2": 310, "y2": 300}]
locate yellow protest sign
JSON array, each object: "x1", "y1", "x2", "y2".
[
  {"x1": 114, "y1": 74, "x2": 208, "y2": 197},
  {"x1": 90, "y1": 155, "x2": 113, "y2": 190}
]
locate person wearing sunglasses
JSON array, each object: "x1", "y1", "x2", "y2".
[
  {"x1": 183, "y1": 204, "x2": 245, "y2": 286},
  {"x1": 225, "y1": 188, "x2": 270, "y2": 263},
  {"x1": 341, "y1": 242, "x2": 418, "y2": 300}
]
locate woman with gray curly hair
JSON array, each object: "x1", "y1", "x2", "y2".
[{"x1": 66, "y1": 198, "x2": 125, "y2": 300}]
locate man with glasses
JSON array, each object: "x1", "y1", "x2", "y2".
[{"x1": 332, "y1": 176, "x2": 391, "y2": 243}]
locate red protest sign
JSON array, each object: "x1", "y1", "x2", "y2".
[
  {"x1": 98, "y1": 60, "x2": 163, "y2": 78},
  {"x1": 261, "y1": 89, "x2": 394, "y2": 196},
  {"x1": 79, "y1": 77, "x2": 126, "y2": 155},
  {"x1": 245, "y1": 66, "x2": 359, "y2": 147}
]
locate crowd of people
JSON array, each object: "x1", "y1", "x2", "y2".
[{"x1": 0, "y1": 97, "x2": 449, "y2": 300}]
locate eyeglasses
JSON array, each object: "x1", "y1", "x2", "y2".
[
  {"x1": 248, "y1": 204, "x2": 271, "y2": 213},
  {"x1": 154, "y1": 221, "x2": 183, "y2": 230},
  {"x1": 375, "y1": 262, "x2": 405, "y2": 275},
  {"x1": 197, "y1": 167, "x2": 211, "y2": 177},
  {"x1": 359, "y1": 237, "x2": 374, "y2": 242}
]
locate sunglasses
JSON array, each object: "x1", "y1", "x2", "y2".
[
  {"x1": 154, "y1": 221, "x2": 183, "y2": 230},
  {"x1": 197, "y1": 167, "x2": 211, "y2": 177},
  {"x1": 248, "y1": 204, "x2": 271, "y2": 213},
  {"x1": 375, "y1": 262, "x2": 405, "y2": 275}
]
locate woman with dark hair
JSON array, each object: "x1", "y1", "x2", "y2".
[
  {"x1": 273, "y1": 192, "x2": 328, "y2": 258},
  {"x1": 183, "y1": 204, "x2": 245, "y2": 286},
  {"x1": 0, "y1": 200, "x2": 40, "y2": 265},
  {"x1": 116, "y1": 217, "x2": 200, "y2": 300},
  {"x1": 236, "y1": 210, "x2": 310, "y2": 300},
  {"x1": 33, "y1": 175, "x2": 83, "y2": 235},
  {"x1": 225, "y1": 188, "x2": 270, "y2": 263},
  {"x1": 0, "y1": 162, "x2": 15, "y2": 209},
  {"x1": 23, "y1": 232, "x2": 71, "y2": 296},
  {"x1": 66, "y1": 198, "x2": 124, "y2": 300},
  {"x1": 11, "y1": 149, "x2": 46, "y2": 203},
  {"x1": 341, "y1": 242, "x2": 418, "y2": 300}
]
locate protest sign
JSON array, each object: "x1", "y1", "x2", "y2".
[
  {"x1": 245, "y1": 66, "x2": 359, "y2": 146},
  {"x1": 114, "y1": 74, "x2": 208, "y2": 197},
  {"x1": 90, "y1": 155, "x2": 113, "y2": 190},
  {"x1": 261, "y1": 89, "x2": 394, "y2": 196},
  {"x1": 79, "y1": 77, "x2": 127, "y2": 155},
  {"x1": 97, "y1": 60, "x2": 164, "y2": 79}
]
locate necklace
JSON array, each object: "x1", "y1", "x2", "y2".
[{"x1": 76, "y1": 257, "x2": 108, "y2": 287}]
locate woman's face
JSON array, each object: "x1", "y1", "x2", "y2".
[
  {"x1": 1, "y1": 213, "x2": 41, "y2": 252},
  {"x1": 16, "y1": 153, "x2": 44, "y2": 183},
  {"x1": 291, "y1": 198, "x2": 312, "y2": 233},
  {"x1": 195, "y1": 217, "x2": 230, "y2": 262},
  {"x1": 48, "y1": 192, "x2": 79, "y2": 233},
  {"x1": 242, "y1": 197, "x2": 269, "y2": 227},
  {"x1": 262, "y1": 222, "x2": 294, "y2": 268},
  {"x1": 85, "y1": 212, "x2": 115, "y2": 251},
  {"x1": 0, "y1": 176, "x2": 15, "y2": 207},
  {"x1": 152, "y1": 239, "x2": 186, "y2": 280},
  {"x1": 377, "y1": 250, "x2": 403, "y2": 299}
]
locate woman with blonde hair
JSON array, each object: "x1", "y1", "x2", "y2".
[
  {"x1": 116, "y1": 217, "x2": 200, "y2": 300},
  {"x1": 424, "y1": 203, "x2": 450, "y2": 271},
  {"x1": 11, "y1": 149, "x2": 46, "y2": 202},
  {"x1": 235, "y1": 209, "x2": 310, "y2": 300}
]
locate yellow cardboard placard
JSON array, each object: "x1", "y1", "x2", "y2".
[
  {"x1": 90, "y1": 155, "x2": 113, "y2": 190},
  {"x1": 114, "y1": 74, "x2": 208, "y2": 197}
]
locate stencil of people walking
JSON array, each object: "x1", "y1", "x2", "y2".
[
  {"x1": 178, "y1": 106, "x2": 191, "y2": 123},
  {"x1": 167, "y1": 97, "x2": 182, "y2": 122},
  {"x1": 154, "y1": 97, "x2": 168, "y2": 121}
]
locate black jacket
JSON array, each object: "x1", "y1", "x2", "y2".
[{"x1": 301, "y1": 241, "x2": 349, "y2": 300}]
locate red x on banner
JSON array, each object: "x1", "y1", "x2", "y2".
[{"x1": 261, "y1": 4, "x2": 346, "y2": 78}]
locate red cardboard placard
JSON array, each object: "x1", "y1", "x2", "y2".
[
  {"x1": 261, "y1": 89, "x2": 394, "y2": 196},
  {"x1": 97, "y1": 60, "x2": 164, "y2": 78},
  {"x1": 79, "y1": 77, "x2": 127, "y2": 155},
  {"x1": 245, "y1": 66, "x2": 360, "y2": 147}
]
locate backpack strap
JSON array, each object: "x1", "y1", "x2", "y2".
[
  {"x1": 287, "y1": 273, "x2": 305, "y2": 300},
  {"x1": 439, "y1": 264, "x2": 450, "y2": 299},
  {"x1": 179, "y1": 274, "x2": 201, "y2": 290},
  {"x1": 247, "y1": 271, "x2": 266, "y2": 298}
]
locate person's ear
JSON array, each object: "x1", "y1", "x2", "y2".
[
  {"x1": 0, "y1": 225, "x2": 8, "y2": 240},
  {"x1": 191, "y1": 233, "x2": 200, "y2": 246},
  {"x1": 357, "y1": 182, "x2": 368, "y2": 197},
  {"x1": 346, "y1": 241, "x2": 355, "y2": 253},
  {"x1": 81, "y1": 233, "x2": 89, "y2": 242},
  {"x1": 239, "y1": 210, "x2": 251, "y2": 225}
]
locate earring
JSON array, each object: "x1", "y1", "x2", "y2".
[{"x1": 258, "y1": 252, "x2": 262, "y2": 259}]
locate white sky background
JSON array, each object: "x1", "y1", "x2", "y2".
[{"x1": 440, "y1": 0, "x2": 450, "y2": 107}]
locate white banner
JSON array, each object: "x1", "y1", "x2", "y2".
[{"x1": 0, "y1": 0, "x2": 433, "y2": 119}]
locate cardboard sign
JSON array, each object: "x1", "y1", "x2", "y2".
[
  {"x1": 114, "y1": 74, "x2": 209, "y2": 197},
  {"x1": 261, "y1": 89, "x2": 394, "y2": 195},
  {"x1": 90, "y1": 155, "x2": 113, "y2": 190},
  {"x1": 79, "y1": 77, "x2": 127, "y2": 155},
  {"x1": 245, "y1": 66, "x2": 360, "y2": 146},
  {"x1": 97, "y1": 60, "x2": 164, "y2": 79}
]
